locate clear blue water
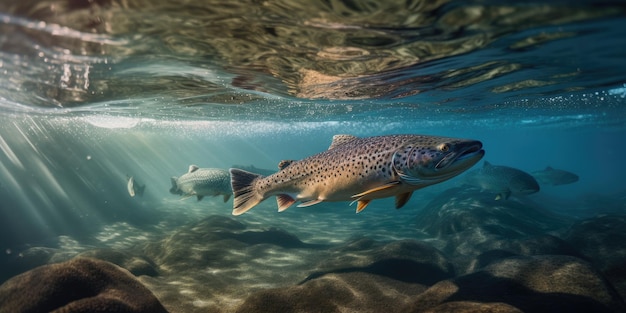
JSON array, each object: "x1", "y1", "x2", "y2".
[{"x1": 0, "y1": 1, "x2": 625, "y2": 312}]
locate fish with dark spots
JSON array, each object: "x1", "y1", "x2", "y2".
[{"x1": 229, "y1": 134, "x2": 484, "y2": 215}]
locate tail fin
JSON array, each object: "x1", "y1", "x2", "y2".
[
  {"x1": 169, "y1": 177, "x2": 180, "y2": 195},
  {"x1": 230, "y1": 168, "x2": 265, "y2": 215}
]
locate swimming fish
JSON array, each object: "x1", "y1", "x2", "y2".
[
  {"x1": 170, "y1": 165, "x2": 232, "y2": 202},
  {"x1": 463, "y1": 161, "x2": 540, "y2": 200},
  {"x1": 531, "y1": 166, "x2": 579, "y2": 186},
  {"x1": 230, "y1": 134, "x2": 484, "y2": 215},
  {"x1": 127, "y1": 175, "x2": 145, "y2": 197}
]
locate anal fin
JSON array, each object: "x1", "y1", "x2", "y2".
[
  {"x1": 395, "y1": 192, "x2": 413, "y2": 209},
  {"x1": 297, "y1": 199, "x2": 323, "y2": 208},
  {"x1": 277, "y1": 194, "x2": 296, "y2": 212}
]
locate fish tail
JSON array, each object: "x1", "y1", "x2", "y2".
[
  {"x1": 230, "y1": 168, "x2": 265, "y2": 215},
  {"x1": 169, "y1": 177, "x2": 179, "y2": 195}
]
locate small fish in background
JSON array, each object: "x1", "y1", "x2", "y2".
[
  {"x1": 230, "y1": 134, "x2": 484, "y2": 215},
  {"x1": 126, "y1": 175, "x2": 145, "y2": 197},
  {"x1": 463, "y1": 161, "x2": 540, "y2": 200},
  {"x1": 170, "y1": 165, "x2": 232, "y2": 202},
  {"x1": 531, "y1": 166, "x2": 579, "y2": 186}
]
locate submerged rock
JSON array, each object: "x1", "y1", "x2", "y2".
[
  {"x1": 137, "y1": 214, "x2": 333, "y2": 313},
  {"x1": 413, "y1": 187, "x2": 576, "y2": 269},
  {"x1": 0, "y1": 257, "x2": 168, "y2": 313},
  {"x1": 1, "y1": 246, "x2": 159, "y2": 284},
  {"x1": 564, "y1": 214, "x2": 626, "y2": 300},
  {"x1": 403, "y1": 255, "x2": 626, "y2": 313},
  {"x1": 304, "y1": 239, "x2": 455, "y2": 285},
  {"x1": 78, "y1": 249, "x2": 159, "y2": 277},
  {"x1": 234, "y1": 238, "x2": 456, "y2": 313},
  {"x1": 464, "y1": 234, "x2": 585, "y2": 273},
  {"x1": 142, "y1": 215, "x2": 326, "y2": 274},
  {"x1": 7, "y1": 210, "x2": 620, "y2": 313},
  {"x1": 236, "y1": 272, "x2": 425, "y2": 313},
  {"x1": 415, "y1": 188, "x2": 570, "y2": 239}
]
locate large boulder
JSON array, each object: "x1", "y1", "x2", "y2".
[
  {"x1": 236, "y1": 272, "x2": 426, "y2": 313},
  {"x1": 235, "y1": 238, "x2": 456, "y2": 313},
  {"x1": 0, "y1": 257, "x2": 168, "y2": 313},
  {"x1": 77, "y1": 249, "x2": 159, "y2": 277},
  {"x1": 414, "y1": 188, "x2": 575, "y2": 271},
  {"x1": 304, "y1": 239, "x2": 455, "y2": 285},
  {"x1": 415, "y1": 188, "x2": 570, "y2": 240},
  {"x1": 462, "y1": 234, "x2": 585, "y2": 274},
  {"x1": 403, "y1": 255, "x2": 626, "y2": 313},
  {"x1": 564, "y1": 214, "x2": 626, "y2": 299}
]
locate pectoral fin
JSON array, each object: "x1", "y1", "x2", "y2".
[
  {"x1": 277, "y1": 194, "x2": 296, "y2": 212},
  {"x1": 351, "y1": 181, "x2": 401, "y2": 199},
  {"x1": 395, "y1": 192, "x2": 413, "y2": 209},
  {"x1": 495, "y1": 190, "x2": 511, "y2": 201}
]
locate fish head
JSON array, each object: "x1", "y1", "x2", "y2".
[{"x1": 393, "y1": 137, "x2": 484, "y2": 186}]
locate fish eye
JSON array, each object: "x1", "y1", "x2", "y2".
[{"x1": 438, "y1": 143, "x2": 450, "y2": 152}]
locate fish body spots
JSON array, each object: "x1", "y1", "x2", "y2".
[
  {"x1": 255, "y1": 135, "x2": 434, "y2": 200},
  {"x1": 231, "y1": 134, "x2": 484, "y2": 215}
]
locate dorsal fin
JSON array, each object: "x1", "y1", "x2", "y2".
[
  {"x1": 188, "y1": 165, "x2": 199, "y2": 173},
  {"x1": 278, "y1": 160, "x2": 295, "y2": 170},
  {"x1": 483, "y1": 161, "x2": 492, "y2": 168},
  {"x1": 546, "y1": 166, "x2": 553, "y2": 170},
  {"x1": 328, "y1": 134, "x2": 358, "y2": 150}
]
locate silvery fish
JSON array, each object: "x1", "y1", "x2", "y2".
[
  {"x1": 230, "y1": 134, "x2": 484, "y2": 215},
  {"x1": 531, "y1": 166, "x2": 579, "y2": 186},
  {"x1": 170, "y1": 165, "x2": 232, "y2": 202},
  {"x1": 127, "y1": 175, "x2": 145, "y2": 197},
  {"x1": 463, "y1": 161, "x2": 540, "y2": 200}
]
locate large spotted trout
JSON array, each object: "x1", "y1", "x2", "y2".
[{"x1": 230, "y1": 134, "x2": 484, "y2": 215}]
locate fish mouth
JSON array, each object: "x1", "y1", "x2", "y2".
[{"x1": 436, "y1": 141, "x2": 485, "y2": 172}]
